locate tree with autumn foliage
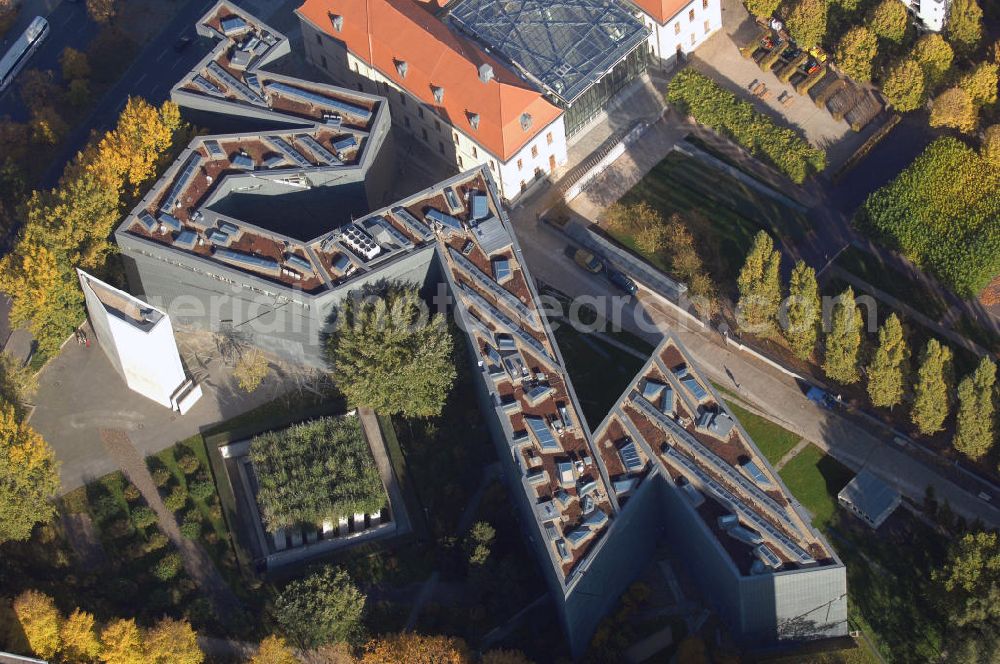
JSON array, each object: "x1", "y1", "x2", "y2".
[
  {"x1": 251, "y1": 635, "x2": 299, "y2": 664},
  {"x1": 60, "y1": 608, "x2": 102, "y2": 662},
  {"x1": 822, "y1": 287, "x2": 862, "y2": 384},
  {"x1": 359, "y1": 633, "x2": 469, "y2": 664},
  {"x1": 911, "y1": 339, "x2": 953, "y2": 435},
  {"x1": 0, "y1": 97, "x2": 182, "y2": 357},
  {"x1": 0, "y1": 401, "x2": 59, "y2": 543},
  {"x1": 737, "y1": 231, "x2": 782, "y2": 334},
  {"x1": 98, "y1": 618, "x2": 145, "y2": 664},
  {"x1": 984, "y1": 124, "x2": 1000, "y2": 166},
  {"x1": 929, "y1": 87, "x2": 978, "y2": 133},
  {"x1": 145, "y1": 618, "x2": 203, "y2": 664},
  {"x1": 11, "y1": 590, "x2": 61, "y2": 660},
  {"x1": 866, "y1": 313, "x2": 908, "y2": 408}
]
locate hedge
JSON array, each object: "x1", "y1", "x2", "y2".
[
  {"x1": 250, "y1": 416, "x2": 385, "y2": 532},
  {"x1": 861, "y1": 137, "x2": 1000, "y2": 297},
  {"x1": 667, "y1": 69, "x2": 826, "y2": 183}
]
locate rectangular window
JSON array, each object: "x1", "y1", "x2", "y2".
[
  {"x1": 418, "y1": 107, "x2": 424, "y2": 119},
  {"x1": 458, "y1": 155, "x2": 464, "y2": 168},
  {"x1": 690, "y1": 33, "x2": 695, "y2": 45},
  {"x1": 472, "y1": 146, "x2": 478, "y2": 159},
  {"x1": 399, "y1": 91, "x2": 406, "y2": 106},
  {"x1": 674, "y1": 22, "x2": 681, "y2": 35},
  {"x1": 546, "y1": 132, "x2": 553, "y2": 145},
  {"x1": 316, "y1": 33, "x2": 321, "y2": 45},
  {"x1": 531, "y1": 145, "x2": 539, "y2": 158},
  {"x1": 453, "y1": 132, "x2": 460, "y2": 144},
  {"x1": 490, "y1": 160, "x2": 496, "y2": 172},
  {"x1": 517, "y1": 158, "x2": 523, "y2": 170},
  {"x1": 321, "y1": 55, "x2": 328, "y2": 70},
  {"x1": 435, "y1": 119, "x2": 441, "y2": 132},
  {"x1": 703, "y1": 0, "x2": 709, "y2": 8},
  {"x1": 520, "y1": 180, "x2": 527, "y2": 192},
  {"x1": 689, "y1": 9, "x2": 695, "y2": 21},
  {"x1": 704, "y1": 19, "x2": 710, "y2": 33},
  {"x1": 439, "y1": 141, "x2": 444, "y2": 155},
  {"x1": 421, "y1": 128, "x2": 428, "y2": 141}
]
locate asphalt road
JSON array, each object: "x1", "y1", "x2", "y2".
[
  {"x1": 0, "y1": 0, "x2": 96, "y2": 121},
  {"x1": 39, "y1": 0, "x2": 220, "y2": 187}
]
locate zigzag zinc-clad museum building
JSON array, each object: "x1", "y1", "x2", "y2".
[{"x1": 114, "y1": 1, "x2": 847, "y2": 657}]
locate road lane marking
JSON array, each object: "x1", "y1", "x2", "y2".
[
  {"x1": 155, "y1": 49, "x2": 170, "y2": 63},
  {"x1": 136, "y1": 73, "x2": 148, "y2": 87}
]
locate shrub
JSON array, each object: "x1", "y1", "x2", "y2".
[
  {"x1": 666, "y1": 69, "x2": 825, "y2": 182},
  {"x1": 105, "y1": 517, "x2": 133, "y2": 539},
  {"x1": 189, "y1": 480, "x2": 215, "y2": 502},
  {"x1": 89, "y1": 494, "x2": 122, "y2": 523},
  {"x1": 123, "y1": 484, "x2": 141, "y2": 503},
  {"x1": 177, "y1": 453, "x2": 200, "y2": 475},
  {"x1": 145, "y1": 531, "x2": 169, "y2": 553},
  {"x1": 164, "y1": 486, "x2": 188, "y2": 513},
  {"x1": 151, "y1": 468, "x2": 171, "y2": 488},
  {"x1": 152, "y1": 552, "x2": 183, "y2": 581},
  {"x1": 180, "y1": 520, "x2": 202, "y2": 540},
  {"x1": 130, "y1": 506, "x2": 157, "y2": 529}
]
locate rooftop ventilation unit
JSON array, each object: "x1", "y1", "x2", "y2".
[
  {"x1": 478, "y1": 63, "x2": 494, "y2": 84},
  {"x1": 341, "y1": 224, "x2": 381, "y2": 261}
]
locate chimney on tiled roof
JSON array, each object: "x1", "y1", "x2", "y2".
[{"x1": 478, "y1": 63, "x2": 494, "y2": 84}]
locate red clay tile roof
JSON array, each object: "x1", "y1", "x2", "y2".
[
  {"x1": 297, "y1": 0, "x2": 564, "y2": 161},
  {"x1": 630, "y1": 0, "x2": 691, "y2": 23}
]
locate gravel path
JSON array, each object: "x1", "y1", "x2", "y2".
[{"x1": 99, "y1": 428, "x2": 243, "y2": 622}]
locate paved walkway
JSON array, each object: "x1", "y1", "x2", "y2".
[
  {"x1": 358, "y1": 407, "x2": 413, "y2": 538},
  {"x1": 99, "y1": 428, "x2": 243, "y2": 622},
  {"x1": 774, "y1": 438, "x2": 811, "y2": 472}
]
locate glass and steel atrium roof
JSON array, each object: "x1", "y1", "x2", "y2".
[{"x1": 448, "y1": 0, "x2": 650, "y2": 105}]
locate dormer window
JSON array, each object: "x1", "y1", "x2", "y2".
[
  {"x1": 432, "y1": 85, "x2": 444, "y2": 103},
  {"x1": 329, "y1": 13, "x2": 343, "y2": 32},
  {"x1": 478, "y1": 63, "x2": 494, "y2": 84},
  {"x1": 520, "y1": 112, "x2": 533, "y2": 130},
  {"x1": 395, "y1": 60, "x2": 408, "y2": 78},
  {"x1": 468, "y1": 112, "x2": 480, "y2": 129}
]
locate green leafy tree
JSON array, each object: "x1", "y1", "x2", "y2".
[
  {"x1": 744, "y1": 0, "x2": 782, "y2": 17},
  {"x1": 866, "y1": 313, "x2": 907, "y2": 408},
  {"x1": 783, "y1": 261, "x2": 820, "y2": 360},
  {"x1": 911, "y1": 339, "x2": 953, "y2": 435},
  {"x1": 59, "y1": 47, "x2": 90, "y2": 82},
  {"x1": 787, "y1": 0, "x2": 827, "y2": 48},
  {"x1": 835, "y1": 26, "x2": 879, "y2": 82},
  {"x1": 737, "y1": 231, "x2": 782, "y2": 334},
  {"x1": 958, "y1": 61, "x2": 999, "y2": 107},
  {"x1": 823, "y1": 287, "x2": 862, "y2": 384},
  {"x1": 0, "y1": 401, "x2": 59, "y2": 543},
  {"x1": 325, "y1": 285, "x2": 456, "y2": 417},
  {"x1": 869, "y1": 0, "x2": 908, "y2": 43},
  {"x1": 933, "y1": 531, "x2": 1000, "y2": 628},
  {"x1": 882, "y1": 58, "x2": 926, "y2": 111},
  {"x1": 953, "y1": 357, "x2": 996, "y2": 460},
  {"x1": 983, "y1": 124, "x2": 1000, "y2": 166},
  {"x1": 947, "y1": 0, "x2": 984, "y2": 56},
  {"x1": 913, "y1": 33, "x2": 954, "y2": 89},
  {"x1": 930, "y1": 87, "x2": 978, "y2": 133},
  {"x1": 272, "y1": 566, "x2": 365, "y2": 648}
]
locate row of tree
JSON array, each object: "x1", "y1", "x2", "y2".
[
  {"x1": 737, "y1": 231, "x2": 999, "y2": 463},
  {"x1": 603, "y1": 202, "x2": 717, "y2": 314},
  {"x1": 0, "y1": 96, "x2": 182, "y2": 358}
]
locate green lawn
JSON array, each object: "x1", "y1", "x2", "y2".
[
  {"x1": 778, "y1": 444, "x2": 854, "y2": 530},
  {"x1": 777, "y1": 443, "x2": 950, "y2": 663},
  {"x1": 724, "y1": 400, "x2": 801, "y2": 465},
  {"x1": 554, "y1": 322, "x2": 648, "y2": 428},
  {"x1": 833, "y1": 246, "x2": 950, "y2": 322},
  {"x1": 612, "y1": 151, "x2": 811, "y2": 287}
]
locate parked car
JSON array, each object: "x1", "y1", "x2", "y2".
[
  {"x1": 573, "y1": 248, "x2": 604, "y2": 274},
  {"x1": 608, "y1": 269, "x2": 638, "y2": 295},
  {"x1": 806, "y1": 386, "x2": 836, "y2": 409}
]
